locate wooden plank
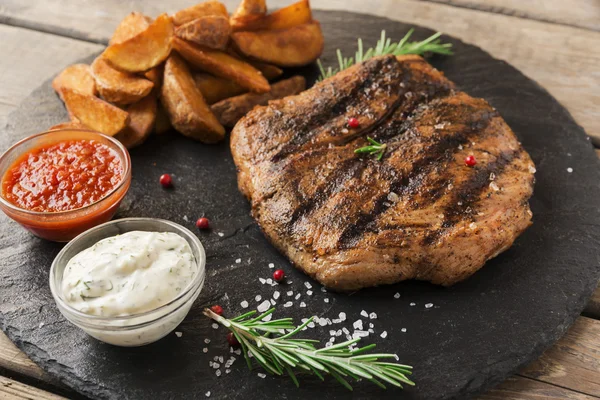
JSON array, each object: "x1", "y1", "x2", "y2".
[
  {"x1": 0, "y1": 333, "x2": 48, "y2": 383},
  {"x1": 480, "y1": 375, "x2": 599, "y2": 399},
  {"x1": 0, "y1": 24, "x2": 103, "y2": 122},
  {"x1": 0, "y1": 376, "x2": 66, "y2": 400},
  {"x1": 0, "y1": 1, "x2": 598, "y2": 145},
  {"x1": 423, "y1": 0, "x2": 600, "y2": 31},
  {"x1": 520, "y1": 317, "x2": 600, "y2": 397}
]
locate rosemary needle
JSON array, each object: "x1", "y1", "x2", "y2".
[
  {"x1": 204, "y1": 307, "x2": 414, "y2": 390},
  {"x1": 317, "y1": 29, "x2": 452, "y2": 81},
  {"x1": 355, "y1": 137, "x2": 387, "y2": 161}
]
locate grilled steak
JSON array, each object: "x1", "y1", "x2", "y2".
[{"x1": 231, "y1": 55, "x2": 535, "y2": 291}]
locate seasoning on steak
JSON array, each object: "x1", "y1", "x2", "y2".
[{"x1": 231, "y1": 54, "x2": 535, "y2": 291}]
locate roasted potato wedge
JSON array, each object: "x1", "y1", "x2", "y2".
[
  {"x1": 171, "y1": 1, "x2": 228, "y2": 26},
  {"x1": 91, "y1": 57, "x2": 153, "y2": 105},
  {"x1": 103, "y1": 13, "x2": 173, "y2": 73},
  {"x1": 154, "y1": 103, "x2": 172, "y2": 134},
  {"x1": 109, "y1": 12, "x2": 152, "y2": 45},
  {"x1": 173, "y1": 37, "x2": 269, "y2": 93},
  {"x1": 52, "y1": 64, "x2": 97, "y2": 100},
  {"x1": 194, "y1": 73, "x2": 247, "y2": 104},
  {"x1": 231, "y1": 0, "x2": 266, "y2": 19},
  {"x1": 175, "y1": 16, "x2": 230, "y2": 50},
  {"x1": 115, "y1": 94, "x2": 157, "y2": 148},
  {"x1": 144, "y1": 65, "x2": 164, "y2": 89},
  {"x1": 232, "y1": 21, "x2": 324, "y2": 67},
  {"x1": 250, "y1": 61, "x2": 283, "y2": 80},
  {"x1": 231, "y1": 0, "x2": 311, "y2": 32},
  {"x1": 61, "y1": 89, "x2": 129, "y2": 136},
  {"x1": 160, "y1": 53, "x2": 225, "y2": 143},
  {"x1": 49, "y1": 120, "x2": 90, "y2": 131},
  {"x1": 211, "y1": 75, "x2": 306, "y2": 127}
]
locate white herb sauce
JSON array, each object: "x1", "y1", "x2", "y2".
[{"x1": 62, "y1": 231, "x2": 197, "y2": 317}]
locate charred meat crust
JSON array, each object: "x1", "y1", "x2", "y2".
[{"x1": 231, "y1": 55, "x2": 535, "y2": 291}]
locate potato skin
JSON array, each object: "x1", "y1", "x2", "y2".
[
  {"x1": 160, "y1": 53, "x2": 225, "y2": 143},
  {"x1": 211, "y1": 75, "x2": 306, "y2": 127},
  {"x1": 231, "y1": 21, "x2": 324, "y2": 67},
  {"x1": 173, "y1": 37, "x2": 270, "y2": 93},
  {"x1": 175, "y1": 16, "x2": 231, "y2": 50}
]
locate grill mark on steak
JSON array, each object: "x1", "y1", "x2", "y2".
[
  {"x1": 282, "y1": 78, "x2": 455, "y2": 233},
  {"x1": 271, "y1": 57, "x2": 409, "y2": 162},
  {"x1": 422, "y1": 148, "x2": 521, "y2": 246},
  {"x1": 336, "y1": 103, "x2": 499, "y2": 249}
]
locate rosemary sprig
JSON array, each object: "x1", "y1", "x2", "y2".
[
  {"x1": 355, "y1": 137, "x2": 387, "y2": 160},
  {"x1": 317, "y1": 29, "x2": 452, "y2": 81},
  {"x1": 204, "y1": 308, "x2": 414, "y2": 390}
]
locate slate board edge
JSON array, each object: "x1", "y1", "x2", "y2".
[{"x1": 0, "y1": 10, "x2": 599, "y2": 400}]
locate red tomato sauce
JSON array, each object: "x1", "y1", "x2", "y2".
[{"x1": 2, "y1": 140, "x2": 123, "y2": 212}]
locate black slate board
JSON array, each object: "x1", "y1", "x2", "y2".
[{"x1": 1, "y1": 10, "x2": 600, "y2": 400}]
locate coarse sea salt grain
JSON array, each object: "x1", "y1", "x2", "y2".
[
  {"x1": 203, "y1": 348, "x2": 208, "y2": 353},
  {"x1": 235, "y1": 258, "x2": 241, "y2": 264},
  {"x1": 300, "y1": 302, "x2": 306, "y2": 307},
  {"x1": 342, "y1": 327, "x2": 349, "y2": 334},
  {"x1": 218, "y1": 232, "x2": 224, "y2": 237},
  {"x1": 255, "y1": 295, "x2": 262, "y2": 302},
  {"x1": 394, "y1": 292, "x2": 401, "y2": 299},
  {"x1": 425, "y1": 303, "x2": 434, "y2": 309},
  {"x1": 215, "y1": 370, "x2": 221, "y2": 377},
  {"x1": 270, "y1": 299, "x2": 276, "y2": 305},
  {"x1": 360, "y1": 310, "x2": 368, "y2": 318},
  {"x1": 268, "y1": 263, "x2": 275, "y2": 268},
  {"x1": 213, "y1": 363, "x2": 220, "y2": 369},
  {"x1": 339, "y1": 312, "x2": 347, "y2": 321},
  {"x1": 257, "y1": 300, "x2": 271, "y2": 313},
  {"x1": 287, "y1": 291, "x2": 293, "y2": 296},
  {"x1": 175, "y1": 331, "x2": 183, "y2": 338},
  {"x1": 204, "y1": 338, "x2": 211, "y2": 344},
  {"x1": 295, "y1": 293, "x2": 301, "y2": 300},
  {"x1": 212, "y1": 323, "x2": 219, "y2": 330},
  {"x1": 567, "y1": 167, "x2": 573, "y2": 173},
  {"x1": 259, "y1": 278, "x2": 266, "y2": 284},
  {"x1": 410, "y1": 302, "x2": 416, "y2": 306},
  {"x1": 306, "y1": 290, "x2": 313, "y2": 296},
  {"x1": 284, "y1": 301, "x2": 293, "y2": 308},
  {"x1": 380, "y1": 331, "x2": 388, "y2": 338},
  {"x1": 321, "y1": 287, "x2": 327, "y2": 292},
  {"x1": 257, "y1": 373, "x2": 266, "y2": 379},
  {"x1": 353, "y1": 320, "x2": 363, "y2": 330},
  {"x1": 266, "y1": 278, "x2": 273, "y2": 285},
  {"x1": 205, "y1": 391, "x2": 211, "y2": 397},
  {"x1": 273, "y1": 291, "x2": 280, "y2": 299},
  {"x1": 305, "y1": 282, "x2": 312, "y2": 289},
  {"x1": 401, "y1": 328, "x2": 407, "y2": 333},
  {"x1": 324, "y1": 298, "x2": 330, "y2": 303},
  {"x1": 262, "y1": 314, "x2": 273, "y2": 322},
  {"x1": 241, "y1": 300, "x2": 249, "y2": 308},
  {"x1": 369, "y1": 312, "x2": 377, "y2": 319}
]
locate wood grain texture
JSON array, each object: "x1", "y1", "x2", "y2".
[
  {"x1": 0, "y1": 376, "x2": 66, "y2": 400},
  {"x1": 423, "y1": 0, "x2": 600, "y2": 31},
  {"x1": 0, "y1": 333, "x2": 47, "y2": 382},
  {"x1": 520, "y1": 317, "x2": 600, "y2": 397},
  {"x1": 0, "y1": 0, "x2": 598, "y2": 145},
  {"x1": 479, "y1": 376, "x2": 600, "y2": 400},
  {"x1": 0, "y1": 24, "x2": 103, "y2": 122}
]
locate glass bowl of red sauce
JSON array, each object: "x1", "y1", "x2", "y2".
[{"x1": 0, "y1": 129, "x2": 131, "y2": 242}]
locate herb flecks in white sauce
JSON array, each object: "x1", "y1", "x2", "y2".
[{"x1": 62, "y1": 231, "x2": 197, "y2": 317}]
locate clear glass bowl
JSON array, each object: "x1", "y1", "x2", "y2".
[
  {"x1": 49, "y1": 218, "x2": 206, "y2": 347},
  {"x1": 0, "y1": 129, "x2": 131, "y2": 242}
]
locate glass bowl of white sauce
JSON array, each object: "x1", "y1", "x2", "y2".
[{"x1": 49, "y1": 218, "x2": 206, "y2": 346}]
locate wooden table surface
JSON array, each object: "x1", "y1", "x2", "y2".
[{"x1": 0, "y1": 1, "x2": 599, "y2": 399}]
